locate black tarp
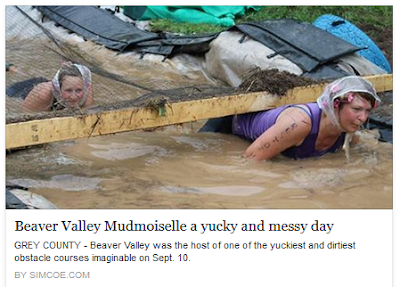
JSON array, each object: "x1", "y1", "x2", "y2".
[
  {"x1": 232, "y1": 19, "x2": 363, "y2": 72},
  {"x1": 35, "y1": 6, "x2": 218, "y2": 56},
  {"x1": 35, "y1": 6, "x2": 159, "y2": 51}
]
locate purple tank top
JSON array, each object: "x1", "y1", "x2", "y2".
[{"x1": 232, "y1": 103, "x2": 345, "y2": 159}]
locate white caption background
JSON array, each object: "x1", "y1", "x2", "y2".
[{"x1": 5, "y1": 209, "x2": 392, "y2": 287}]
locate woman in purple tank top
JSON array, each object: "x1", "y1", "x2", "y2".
[{"x1": 230, "y1": 76, "x2": 381, "y2": 160}]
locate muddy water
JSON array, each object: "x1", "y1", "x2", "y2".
[{"x1": 6, "y1": 127, "x2": 392, "y2": 209}]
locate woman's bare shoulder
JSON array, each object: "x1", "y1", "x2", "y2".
[{"x1": 34, "y1": 81, "x2": 53, "y2": 92}]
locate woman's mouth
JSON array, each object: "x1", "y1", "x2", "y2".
[{"x1": 66, "y1": 100, "x2": 79, "y2": 107}]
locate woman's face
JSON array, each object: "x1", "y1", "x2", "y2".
[
  {"x1": 338, "y1": 94, "x2": 372, "y2": 132},
  {"x1": 60, "y1": 76, "x2": 84, "y2": 108}
]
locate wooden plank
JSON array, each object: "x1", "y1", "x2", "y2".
[{"x1": 6, "y1": 74, "x2": 392, "y2": 149}]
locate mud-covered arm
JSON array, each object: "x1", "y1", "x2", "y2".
[
  {"x1": 23, "y1": 82, "x2": 54, "y2": 112},
  {"x1": 243, "y1": 108, "x2": 312, "y2": 161}
]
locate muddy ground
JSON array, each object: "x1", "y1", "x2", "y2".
[{"x1": 359, "y1": 24, "x2": 393, "y2": 69}]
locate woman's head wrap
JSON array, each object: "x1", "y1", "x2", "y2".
[
  {"x1": 316, "y1": 76, "x2": 380, "y2": 129},
  {"x1": 52, "y1": 63, "x2": 92, "y2": 108}
]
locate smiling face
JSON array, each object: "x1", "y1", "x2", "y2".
[
  {"x1": 60, "y1": 76, "x2": 84, "y2": 108},
  {"x1": 337, "y1": 94, "x2": 373, "y2": 132}
]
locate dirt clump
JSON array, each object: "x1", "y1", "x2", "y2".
[{"x1": 238, "y1": 68, "x2": 323, "y2": 95}]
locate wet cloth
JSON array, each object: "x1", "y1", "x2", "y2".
[{"x1": 232, "y1": 103, "x2": 346, "y2": 159}]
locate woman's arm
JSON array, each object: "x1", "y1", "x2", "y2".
[
  {"x1": 23, "y1": 82, "x2": 54, "y2": 112},
  {"x1": 243, "y1": 107, "x2": 312, "y2": 161}
]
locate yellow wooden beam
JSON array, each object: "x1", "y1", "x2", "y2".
[{"x1": 6, "y1": 74, "x2": 392, "y2": 149}]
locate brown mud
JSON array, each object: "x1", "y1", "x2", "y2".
[{"x1": 238, "y1": 68, "x2": 323, "y2": 95}]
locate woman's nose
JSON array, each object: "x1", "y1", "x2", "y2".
[
  {"x1": 71, "y1": 90, "x2": 81, "y2": 98},
  {"x1": 359, "y1": 111, "x2": 369, "y2": 123}
]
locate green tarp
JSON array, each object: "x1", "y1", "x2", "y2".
[{"x1": 124, "y1": 6, "x2": 259, "y2": 27}]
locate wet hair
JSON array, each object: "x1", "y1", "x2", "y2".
[
  {"x1": 57, "y1": 64, "x2": 82, "y2": 88},
  {"x1": 357, "y1": 92, "x2": 377, "y2": 107}
]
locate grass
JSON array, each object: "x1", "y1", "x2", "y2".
[{"x1": 148, "y1": 6, "x2": 393, "y2": 35}]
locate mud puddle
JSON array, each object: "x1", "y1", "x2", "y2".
[{"x1": 6, "y1": 126, "x2": 392, "y2": 209}]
